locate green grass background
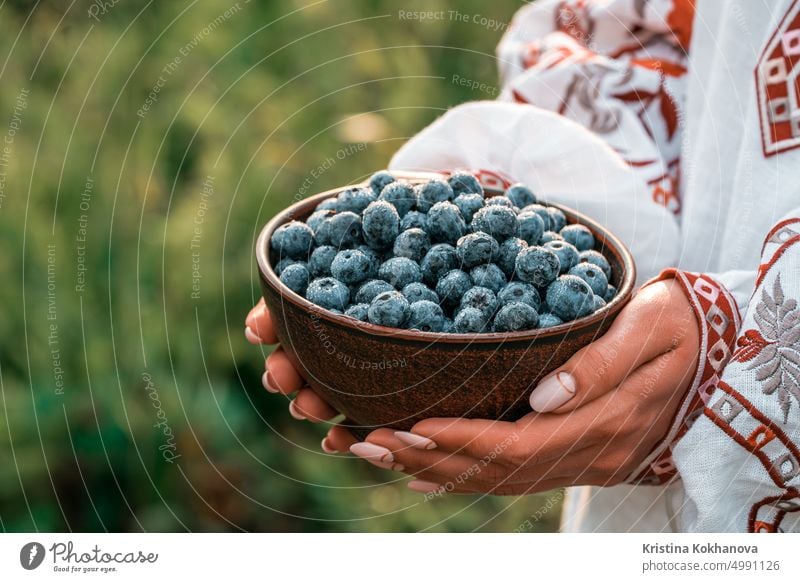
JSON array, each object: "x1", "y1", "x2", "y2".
[{"x1": 0, "y1": 0, "x2": 562, "y2": 532}]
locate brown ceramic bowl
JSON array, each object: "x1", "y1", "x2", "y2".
[{"x1": 256, "y1": 172, "x2": 635, "y2": 440}]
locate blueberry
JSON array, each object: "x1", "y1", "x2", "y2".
[
  {"x1": 454, "y1": 307, "x2": 488, "y2": 333},
  {"x1": 496, "y1": 237, "x2": 528, "y2": 278},
  {"x1": 442, "y1": 318, "x2": 455, "y2": 333},
  {"x1": 547, "y1": 207, "x2": 567, "y2": 232},
  {"x1": 578, "y1": 250, "x2": 611, "y2": 279},
  {"x1": 306, "y1": 209, "x2": 336, "y2": 232},
  {"x1": 456, "y1": 232, "x2": 499, "y2": 268},
  {"x1": 280, "y1": 263, "x2": 311, "y2": 295},
  {"x1": 402, "y1": 282, "x2": 439, "y2": 305},
  {"x1": 344, "y1": 303, "x2": 370, "y2": 321},
  {"x1": 308, "y1": 246, "x2": 337, "y2": 277},
  {"x1": 492, "y1": 302, "x2": 539, "y2": 332},
  {"x1": 407, "y1": 300, "x2": 445, "y2": 332},
  {"x1": 362, "y1": 201, "x2": 400, "y2": 250},
  {"x1": 315, "y1": 211, "x2": 362, "y2": 249},
  {"x1": 337, "y1": 186, "x2": 376, "y2": 214},
  {"x1": 400, "y1": 210, "x2": 428, "y2": 231},
  {"x1": 544, "y1": 240, "x2": 579, "y2": 273},
  {"x1": 568, "y1": 262, "x2": 608, "y2": 297},
  {"x1": 306, "y1": 277, "x2": 350, "y2": 311},
  {"x1": 415, "y1": 179, "x2": 454, "y2": 212},
  {"x1": 420, "y1": 243, "x2": 459, "y2": 286},
  {"x1": 379, "y1": 181, "x2": 416, "y2": 217},
  {"x1": 453, "y1": 193, "x2": 484, "y2": 223},
  {"x1": 537, "y1": 312, "x2": 564, "y2": 328},
  {"x1": 497, "y1": 282, "x2": 541, "y2": 310},
  {"x1": 604, "y1": 284, "x2": 617, "y2": 303},
  {"x1": 470, "y1": 263, "x2": 507, "y2": 294},
  {"x1": 561, "y1": 224, "x2": 595, "y2": 251},
  {"x1": 272, "y1": 220, "x2": 314, "y2": 259},
  {"x1": 316, "y1": 198, "x2": 338, "y2": 212},
  {"x1": 435, "y1": 269, "x2": 472, "y2": 309},
  {"x1": 427, "y1": 201, "x2": 467, "y2": 244},
  {"x1": 369, "y1": 170, "x2": 396, "y2": 196},
  {"x1": 517, "y1": 211, "x2": 545, "y2": 245},
  {"x1": 485, "y1": 197, "x2": 516, "y2": 209},
  {"x1": 515, "y1": 246, "x2": 560, "y2": 287},
  {"x1": 355, "y1": 279, "x2": 394, "y2": 304},
  {"x1": 459, "y1": 286, "x2": 498, "y2": 319},
  {"x1": 471, "y1": 205, "x2": 518, "y2": 241},
  {"x1": 368, "y1": 290, "x2": 410, "y2": 327},
  {"x1": 545, "y1": 275, "x2": 595, "y2": 321},
  {"x1": 448, "y1": 171, "x2": 484, "y2": 198},
  {"x1": 393, "y1": 228, "x2": 431, "y2": 262},
  {"x1": 356, "y1": 245, "x2": 382, "y2": 276},
  {"x1": 520, "y1": 204, "x2": 553, "y2": 231},
  {"x1": 275, "y1": 258, "x2": 303, "y2": 276},
  {"x1": 505, "y1": 183, "x2": 537, "y2": 208},
  {"x1": 331, "y1": 249, "x2": 373, "y2": 285},
  {"x1": 378, "y1": 257, "x2": 423, "y2": 289},
  {"x1": 540, "y1": 231, "x2": 563, "y2": 244},
  {"x1": 593, "y1": 295, "x2": 606, "y2": 312}
]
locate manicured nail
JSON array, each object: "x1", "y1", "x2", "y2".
[
  {"x1": 321, "y1": 437, "x2": 338, "y2": 454},
  {"x1": 289, "y1": 400, "x2": 306, "y2": 420},
  {"x1": 394, "y1": 431, "x2": 437, "y2": 450},
  {"x1": 530, "y1": 371, "x2": 576, "y2": 412},
  {"x1": 246, "y1": 305, "x2": 265, "y2": 329},
  {"x1": 245, "y1": 326, "x2": 261, "y2": 344},
  {"x1": 370, "y1": 460, "x2": 405, "y2": 472},
  {"x1": 262, "y1": 371, "x2": 278, "y2": 393},
  {"x1": 350, "y1": 442, "x2": 394, "y2": 463},
  {"x1": 407, "y1": 480, "x2": 443, "y2": 493}
]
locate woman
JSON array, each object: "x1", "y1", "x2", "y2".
[{"x1": 246, "y1": 0, "x2": 800, "y2": 532}]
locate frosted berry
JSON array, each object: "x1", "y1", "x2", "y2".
[{"x1": 306, "y1": 277, "x2": 350, "y2": 311}]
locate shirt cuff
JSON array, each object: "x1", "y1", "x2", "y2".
[{"x1": 626, "y1": 269, "x2": 741, "y2": 485}]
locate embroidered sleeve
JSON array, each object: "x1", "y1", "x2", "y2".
[
  {"x1": 626, "y1": 270, "x2": 741, "y2": 485},
  {"x1": 671, "y1": 213, "x2": 800, "y2": 532},
  {"x1": 496, "y1": 0, "x2": 695, "y2": 214}
]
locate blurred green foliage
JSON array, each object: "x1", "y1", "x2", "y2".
[{"x1": 0, "y1": 0, "x2": 561, "y2": 532}]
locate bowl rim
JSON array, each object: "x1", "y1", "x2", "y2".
[{"x1": 256, "y1": 171, "x2": 636, "y2": 344}]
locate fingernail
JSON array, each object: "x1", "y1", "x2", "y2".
[
  {"x1": 321, "y1": 437, "x2": 338, "y2": 454},
  {"x1": 289, "y1": 400, "x2": 306, "y2": 420},
  {"x1": 245, "y1": 305, "x2": 265, "y2": 329},
  {"x1": 394, "y1": 431, "x2": 437, "y2": 450},
  {"x1": 370, "y1": 460, "x2": 405, "y2": 472},
  {"x1": 245, "y1": 326, "x2": 262, "y2": 344},
  {"x1": 407, "y1": 480, "x2": 443, "y2": 493},
  {"x1": 530, "y1": 371, "x2": 576, "y2": 412},
  {"x1": 262, "y1": 371, "x2": 278, "y2": 393},
  {"x1": 350, "y1": 442, "x2": 394, "y2": 463}
]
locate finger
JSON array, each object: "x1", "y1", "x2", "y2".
[
  {"x1": 245, "y1": 299, "x2": 278, "y2": 344},
  {"x1": 265, "y1": 348, "x2": 304, "y2": 394},
  {"x1": 291, "y1": 387, "x2": 338, "y2": 423},
  {"x1": 529, "y1": 282, "x2": 691, "y2": 413},
  {"x1": 322, "y1": 424, "x2": 357, "y2": 454},
  {"x1": 406, "y1": 414, "x2": 589, "y2": 469},
  {"x1": 362, "y1": 428, "x2": 509, "y2": 485}
]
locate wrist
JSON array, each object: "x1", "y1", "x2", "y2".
[{"x1": 627, "y1": 268, "x2": 741, "y2": 485}]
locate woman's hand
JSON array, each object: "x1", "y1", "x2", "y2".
[
  {"x1": 245, "y1": 299, "x2": 356, "y2": 453},
  {"x1": 349, "y1": 279, "x2": 701, "y2": 494}
]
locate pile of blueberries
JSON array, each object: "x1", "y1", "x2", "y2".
[{"x1": 270, "y1": 171, "x2": 617, "y2": 333}]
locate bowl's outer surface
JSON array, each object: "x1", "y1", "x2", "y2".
[{"x1": 256, "y1": 173, "x2": 635, "y2": 439}]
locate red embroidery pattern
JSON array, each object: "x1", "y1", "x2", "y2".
[
  {"x1": 705, "y1": 381, "x2": 800, "y2": 532},
  {"x1": 628, "y1": 270, "x2": 741, "y2": 485},
  {"x1": 755, "y1": 0, "x2": 800, "y2": 157}
]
